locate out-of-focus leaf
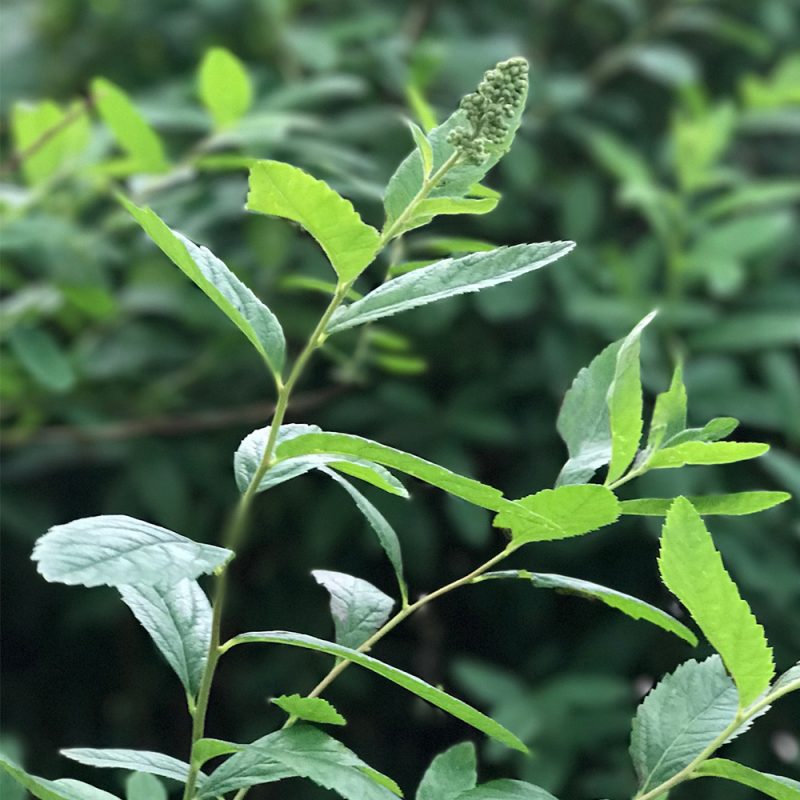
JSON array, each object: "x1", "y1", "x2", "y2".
[
  {"x1": 198, "y1": 47, "x2": 252, "y2": 129},
  {"x1": 7, "y1": 326, "x2": 75, "y2": 392}
]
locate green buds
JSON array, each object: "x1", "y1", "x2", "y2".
[{"x1": 447, "y1": 56, "x2": 529, "y2": 165}]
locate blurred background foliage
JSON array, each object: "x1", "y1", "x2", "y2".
[{"x1": 1, "y1": 1, "x2": 799, "y2": 798}]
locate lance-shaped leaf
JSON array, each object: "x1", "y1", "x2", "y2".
[
  {"x1": 620, "y1": 491, "x2": 790, "y2": 516},
  {"x1": 220, "y1": 631, "x2": 527, "y2": 752},
  {"x1": 312, "y1": 570, "x2": 395, "y2": 650},
  {"x1": 277, "y1": 432, "x2": 504, "y2": 509},
  {"x1": 61, "y1": 750, "x2": 194, "y2": 785},
  {"x1": 247, "y1": 160, "x2": 380, "y2": 282},
  {"x1": 662, "y1": 416, "x2": 739, "y2": 447},
  {"x1": 630, "y1": 656, "x2": 739, "y2": 793},
  {"x1": 0, "y1": 754, "x2": 121, "y2": 800},
  {"x1": 271, "y1": 695, "x2": 346, "y2": 726},
  {"x1": 197, "y1": 725, "x2": 400, "y2": 799},
  {"x1": 478, "y1": 571, "x2": 696, "y2": 644},
  {"x1": 455, "y1": 781, "x2": 558, "y2": 800},
  {"x1": 693, "y1": 759, "x2": 800, "y2": 800},
  {"x1": 326, "y1": 242, "x2": 574, "y2": 334},
  {"x1": 319, "y1": 468, "x2": 406, "y2": 601},
  {"x1": 493, "y1": 484, "x2": 620, "y2": 544},
  {"x1": 407, "y1": 120, "x2": 433, "y2": 177},
  {"x1": 649, "y1": 441, "x2": 769, "y2": 469},
  {"x1": 121, "y1": 197, "x2": 285, "y2": 377},
  {"x1": 125, "y1": 773, "x2": 166, "y2": 800},
  {"x1": 198, "y1": 47, "x2": 252, "y2": 129},
  {"x1": 32, "y1": 515, "x2": 233, "y2": 588},
  {"x1": 659, "y1": 498, "x2": 775, "y2": 706},
  {"x1": 417, "y1": 742, "x2": 476, "y2": 800},
  {"x1": 605, "y1": 311, "x2": 657, "y2": 485},
  {"x1": 772, "y1": 662, "x2": 800, "y2": 696},
  {"x1": 647, "y1": 362, "x2": 687, "y2": 449},
  {"x1": 399, "y1": 196, "x2": 499, "y2": 236},
  {"x1": 556, "y1": 340, "x2": 621, "y2": 486},
  {"x1": 119, "y1": 579, "x2": 212, "y2": 697}
]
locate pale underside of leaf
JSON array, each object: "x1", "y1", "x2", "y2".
[{"x1": 60, "y1": 749, "x2": 196, "y2": 785}]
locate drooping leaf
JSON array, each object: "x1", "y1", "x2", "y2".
[
  {"x1": 91, "y1": 78, "x2": 167, "y2": 173},
  {"x1": 312, "y1": 570, "x2": 395, "y2": 650},
  {"x1": 7, "y1": 326, "x2": 75, "y2": 392},
  {"x1": 60, "y1": 749, "x2": 194, "y2": 784},
  {"x1": 198, "y1": 47, "x2": 252, "y2": 129},
  {"x1": 416, "y1": 742, "x2": 476, "y2": 800},
  {"x1": 326, "y1": 243, "x2": 574, "y2": 334},
  {"x1": 318, "y1": 468, "x2": 406, "y2": 601},
  {"x1": 659, "y1": 498, "x2": 775, "y2": 706},
  {"x1": 119, "y1": 578, "x2": 212, "y2": 697},
  {"x1": 620, "y1": 492, "x2": 790, "y2": 516},
  {"x1": 197, "y1": 725, "x2": 399, "y2": 799},
  {"x1": 125, "y1": 773, "x2": 166, "y2": 800},
  {"x1": 479, "y1": 571, "x2": 696, "y2": 644},
  {"x1": 649, "y1": 441, "x2": 769, "y2": 470},
  {"x1": 606, "y1": 311, "x2": 658, "y2": 484},
  {"x1": 556, "y1": 340, "x2": 621, "y2": 486},
  {"x1": 272, "y1": 694, "x2": 346, "y2": 726},
  {"x1": 247, "y1": 160, "x2": 380, "y2": 282},
  {"x1": 0, "y1": 753, "x2": 121, "y2": 800},
  {"x1": 630, "y1": 656, "x2": 739, "y2": 793},
  {"x1": 221, "y1": 631, "x2": 527, "y2": 752},
  {"x1": 121, "y1": 197, "x2": 286, "y2": 377},
  {"x1": 693, "y1": 759, "x2": 800, "y2": 799},
  {"x1": 276, "y1": 432, "x2": 504, "y2": 510},
  {"x1": 663, "y1": 417, "x2": 739, "y2": 447},
  {"x1": 454, "y1": 780, "x2": 559, "y2": 800},
  {"x1": 32, "y1": 515, "x2": 233, "y2": 588},
  {"x1": 647, "y1": 362, "x2": 687, "y2": 449},
  {"x1": 493, "y1": 485, "x2": 620, "y2": 544},
  {"x1": 772, "y1": 662, "x2": 800, "y2": 696}
]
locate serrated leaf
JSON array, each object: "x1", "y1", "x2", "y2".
[
  {"x1": 319, "y1": 468, "x2": 406, "y2": 601},
  {"x1": 556, "y1": 340, "x2": 621, "y2": 486},
  {"x1": 455, "y1": 780, "x2": 558, "y2": 800},
  {"x1": 327, "y1": 242, "x2": 574, "y2": 334},
  {"x1": 647, "y1": 362, "x2": 687, "y2": 449},
  {"x1": 630, "y1": 656, "x2": 739, "y2": 793},
  {"x1": 119, "y1": 579, "x2": 212, "y2": 697},
  {"x1": 0, "y1": 753, "x2": 121, "y2": 800},
  {"x1": 272, "y1": 694, "x2": 346, "y2": 725},
  {"x1": 312, "y1": 570, "x2": 395, "y2": 649},
  {"x1": 247, "y1": 160, "x2": 380, "y2": 282},
  {"x1": 493, "y1": 484, "x2": 620, "y2": 544},
  {"x1": 221, "y1": 631, "x2": 527, "y2": 752},
  {"x1": 197, "y1": 725, "x2": 399, "y2": 799},
  {"x1": 620, "y1": 492, "x2": 790, "y2": 516},
  {"x1": 8, "y1": 326, "x2": 75, "y2": 392},
  {"x1": 191, "y1": 739, "x2": 242, "y2": 767},
  {"x1": 480, "y1": 571, "x2": 696, "y2": 644},
  {"x1": 416, "y1": 742, "x2": 476, "y2": 800},
  {"x1": 61, "y1": 749, "x2": 194, "y2": 784},
  {"x1": 606, "y1": 311, "x2": 657, "y2": 484},
  {"x1": 32, "y1": 515, "x2": 233, "y2": 588},
  {"x1": 649, "y1": 441, "x2": 769, "y2": 469},
  {"x1": 198, "y1": 47, "x2": 252, "y2": 129},
  {"x1": 276, "y1": 432, "x2": 504, "y2": 509},
  {"x1": 694, "y1": 759, "x2": 800, "y2": 799},
  {"x1": 663, "y1": 417, "x2": 739, "y2": 447},
  {"x1": 121, "y1": 197, "x2": 285, "y2": 377},
  {"x1": 659, "y1": 498, "x2": 774, "y2": 706},
  {"x1": 125, "y1": 773, "x2": 166, "y2": 800},
  {"x1": 91, "y1": 78, "x2": 167, "y2": 173}
]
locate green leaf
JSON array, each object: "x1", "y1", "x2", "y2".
[
  {"x1": 663, "y1": 417, "x2": 739, "y2": 447},
  {"x1": 416, "y1": 742, "x2": 476, "y2": 800},
  {"x1": 221, "y1": 631, "x2": 527, "y2": 752},
  {"x1": 326, "y1": 243, "x2": 574, "y2": 334},
  {"x1": 312, "y1": 570, "x2": 395, "y2": 649},
  {"x1": 620, "y1": 492, "x2": 791, "y2": 516},
  {"x1": 125, "y1": 774, "x2": 166, "y2": 800},
  {"x1": 659, "y1": 498, "x2": 775, "y2": 706},
  {"x1": 247, "y1": 160, "x2": 381, "y2": 282},
  {"x1": 121, "y1": 197, "x2": 286, "y2": 377},
  {"x1": 191, "y1": 739, "x2": 242, "y2": 767},
  {"x1": 32, "y1": 515, "x2": 233, "y2": 588},
  {"x1": 693, "y1": 759, "x2": 800, "y2": 799},
  {"x1": 493, "y1": 484, "x2": 620, "y2": 544},
  {"x1": 689, "y1": 312, "x2": 800, "y2": 352},
  {"x1": 61, "y1": 749, "x2": 193, "y2": 784},
  {"x1": 647, "y1": 362, "x2": 687, "y2": 449},
  {"x1": 630, "y1": 656, "x2": 739, "y2": 794},
  {"x1": 319, "y1": 468, "x2": 406, "y2": 601},
  {"x1": 606, "y1": 311, "x2": 658, "y2": 484},
  {"x1": 649, "y1": 441, "x2": 769, "y2": 469},
  {"x1": 198, "y1": 47, "x2": 252, "y2": 129},
  {"x1": 454, "y1": 781, "x2": 558, "y2": 800},
  {"x1": 407, "y1": 120, "x2": 433, "y2": 177},
  {"x1": 272, "y1": 694, "x2": 346, "y2": 726},
  {"x1": 479, "y1": 571, "x2": 696, "y2": 644},
  {"x1": 399, "y1": 197, "x2": 498, "y2": 236},
  {"x1": 119, "y1": 578, "x2": 212, "y2": 697},
  {"x1": 276, "y1": 432, "x2": 504, "y2": 510},
  {"x1": 91, "y1": 78, "x2": 168, "y2": 173},
  {"x1": 8, "y1": 326, "x2": 75, "y2": 392},
  {"x1": 0, "y1": 754, "x2": 121, "y2": 800},
  {"x1": 197, "y1": 725, "x2": 400, "y2": 799},
  {"x1": 556, "y1": 340, "x2": 621, "y2": 486},
  {"x1": 772, "y1": 662, "x2": 800, "y2": 696}
]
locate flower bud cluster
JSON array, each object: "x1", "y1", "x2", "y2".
[{"x1": 446, "y1": 57, "x2": 528, "y2": 165}]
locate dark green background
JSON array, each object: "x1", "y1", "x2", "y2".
[{"x1": 1, "y1": 1, "x2": 798, "y2": 798}]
